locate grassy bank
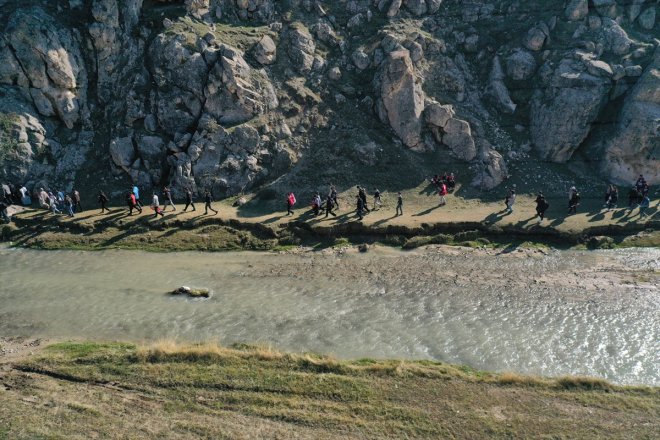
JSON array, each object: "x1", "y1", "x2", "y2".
[
  {"x1": 0, "y1": 341, "x2": 657, "y2": 439},
  {"x1": 4, "y1": 190, "x2": 659, "y2": 252}
]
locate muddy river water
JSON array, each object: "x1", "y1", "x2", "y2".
[{"x1": 1, "y1": 245, "x2": 658, "y2": 385}]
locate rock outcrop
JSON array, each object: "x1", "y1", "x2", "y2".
[{"x1": 0, "y1": 0, "x2": 658, "y2": 197}]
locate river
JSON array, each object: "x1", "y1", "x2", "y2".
[{"x1": 1, "y1": 245, "x2": 658, "y2": 385}]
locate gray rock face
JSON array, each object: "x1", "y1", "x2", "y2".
[
  {"x1": 530, "y1": 59, "x2": 612, "y2": 162},
  {"x1": 6, "y1": 7, "x2": 87, "y2": 129},
  {"x1": 488, "y1": 56, "x2": 517, "y2": 113},
  {"x1": 638, "y1": 7, "x2": 656, "y2": 30},
  {"x1": 442, "y1": 118, "x2": 477, "y2": 161},
  {"x1": 506, "y1": 49, "x2": 536, "y2": 80},
  {"x1": 254, "y1": 35, "x2": 277, "y2": 65},
  {"x1": 599, "y1": 48, "x2": 660, "y2": 184},
  {"x1": 287, "y1": 25, "x2": 316, "y2": 73},
  {"x1": 109, "y1": 136, "x2": 136, "y2": 169},
  {"x1": 602, "y1": 19, "x2": 633, "y2": 55},
  {"x1": 565, "y1": 0, "x2": 588, "y2": 21},
  {"x1": 472, "y1": 147, "x2": 508, "y2": 190},
  {"x1": 376, "y1": 50, "x2": 425, "y2": 150}
]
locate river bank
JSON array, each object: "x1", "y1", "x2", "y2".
[
  {"x1": 3, "y1": 193, "x2": 659, "y2": 252},
  {"x1": 2, "y1": 245, "x2": 658, "y2": 385},
  {"x1": 0, "y1": 339, "x2": 658, "y2": 439}
]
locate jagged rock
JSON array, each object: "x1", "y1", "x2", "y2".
[
  {"x1": 136, "y1": 135, "x2": 165, "y2": 183},
  {"x1": 254, "y1": 35, "x2": 277, "y2": 65},
  {"x1": 625, "y1": 65, "x2": 644, "y2": 77},
  {"x1": 523, "y1": 25, "x2": 547, "y2": 51},
  {"x1": 109, "y1": 136, "x2": 135, "y2": 168},
  {"x1": 387, "y1": 0, "x2": 403, "y2": 18},
  {"x1": 376, "y1": 50, "x2": 425, "y2": 150},
  {"x1": 472, "y1": 148, "x2": 508, "y2": 190},
  {"x1": 347, "y1": 13, "x2": 365, "y2": 29},
  {"x1": 404, "y1": 0, "x2": 427, "y2": 16},
  {"x1": 312, "y1": 21, "x2": 341, "y2": 46},
  {"x1": 530, "y1": 59, "x2": 611, "y2": 162},
  {"x1": 506, "y1": 49, "x2": 536, "y2": 80},
  {"x1": 587, "y1": 60, "x2": 613, "y2": 77},
  {"x1": 599, "y1": 48, "x2": 660, "y2": 184},
  {"x1": 488, "y1": 56, "x2": 516, "y2": 113},
  {"x1": 424, "y1": 102, "x2": 454, "y2": 128},
  {"x1": 352, "y1": 49, "x2": 371, "y2": 70},
  {"x1": 442, "y1": 118, "x2": 477, "y2": 161},
  {"x1": 592, "y1": 0, "x2": 617, "y2": 18},
  {"x1": 565, "y1": 0, "x2": 588, "y2": 21},
  {"x1": 6, "y1": 7, "x2": 87, "y2": 129},
  {"x1": 602, "y1": 19, "x2": 633, "y2": 55},
  {"x1": 186, "y1": 0, "x2": 210, "y2": 19},
  {"x1": 287, "y1": 25, "x2": 316, "y2": 73},
  {"x1": 328, "y1": 66, "x2": 342, "y2": 80},
  {"x1": 638, "y1": 7, "x2": 656, "y2": 30}
]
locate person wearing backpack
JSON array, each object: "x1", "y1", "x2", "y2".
[
  {"x1": 356, "y1": 195, "x2": 365, "y2": 220},
  {"x1": 127, "y1": 191, "x2": 141, "y2": 215},
  {"x1": 373, "y1": 188, "x2": 382, "y2": 210},
  {"x1": 162, "y1": 186, "x2": 176, "y2": 212},
  {"x1": 638, "y1": 195, "x2": 650, "y2": 218},
  {"x1": 329, "y1": 185, "x2": 339, "y2": 210},
  {"x1": 395, "y1": 192, "x2": 403, "y2": 216}
]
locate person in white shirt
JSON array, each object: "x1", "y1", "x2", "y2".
[{"x1": 151, "y1": 193, "x2": 164, "y2": 218}]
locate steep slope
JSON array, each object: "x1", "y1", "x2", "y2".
[{"x1": 0, "y1": 0, "x2": 657, "y2": 200}]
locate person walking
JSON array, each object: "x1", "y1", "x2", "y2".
[
  {"x1": 286, "y1": 192, "x2": 296, "y2": 215},
  {"x1": 627, "y1": 186, "x2": 640, "y2": 209},
  {"x1": 65, "y1": 194, "x2": 75, "y2": 217},
  {"x1": 396, "y1": 192, "x2": 403, "y2": 216},
  {"x1": 19, "y1": 185, "x2": 31, "y2": 206},
  {"x1": 162, "y1": 186, "x2": 176, "y2": 212},
  {"x1": 151, "y1": 192, "x2": 164, "y2": 218},
  {"x1": 38, "y1": 188, "x2": 49, "y2": 209},
  {"x1": 311, "y1": 192, "x2": 322, "y2": 216},
  {"x1": 204, "y1": 190, "x2": 218, "y2": 215},
  {"x1": 605, "y1": 185, "x2": 618, "y2": 210},
  {"x1": 98, "y1": 191, "x2": 110, "y2": 213},
  {"x1": 0, "y1": 199, "x2": 9, "y2": 223},
  {"x1": 638, "y1": 195, "x2": 650, "y2": 218},
  {"x1": 568, "y1": 190, "x2": 580, "y2": 214},
  {"x1": 48, "y1": 192, "x2": 61, "y2": 214},
  {"x1": 446, "y1": 172, "x2": 456, "y2": 191},
  {"x1": 506, "y1": 185, "x2": 516, "y2": 213},
  {"x1": 568, "y1": 186, "x2": 577, "y2": 210},
  {"x1": 330, "y1": 185, "x2": 339, "y2": 210},
  {"x1": 132, "y1": 185, "x2": 142, "y2": 208},
  {"x1": 535, "y1": 193, "x2": 549, "y2": 223},
  {"x1": 438, "y1": 182, "x2": 448, "y2": 206},
  {"x1": 182, "y1": 188, "x2": 196, "y2": 212},
  {"x1": 127, "y1": 191, "x2": 141, "y2": 215},
  {"x1": 356, "y1": 195, "x2": 365, "y2": 220},
  {"x1": 72, "y1": 189, "x2": 82, "y2": 212},
  {"x1": 373, "y1": 188, "x2": 382, "y2": 210},
  {"x1": 358, "y1": 186, "x2": 370, "y2": 213},
  {"x1": 324, "y1": 194, "x2": 336, "y2": 218}
]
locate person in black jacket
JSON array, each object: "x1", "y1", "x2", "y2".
[
  {"x1": 204, "y1": 190, "x2": 218, "y2": 215},
  {"x1": 183, "y1": 188, "x2": 196, "y2": 212},
  {"x1": 98, "y1": 191, "x2": 110, "y2": 213},
  {"x1": 324, "y1": 195, "x2": 336, "y2": 218},
  {"x1": 535, "y1": 193, "x2": 549, "y2": 222}
]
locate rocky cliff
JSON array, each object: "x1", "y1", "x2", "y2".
[{"x1": 0, "y1": 0, "x2": 657, "y2": 198}]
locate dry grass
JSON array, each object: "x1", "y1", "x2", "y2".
[{"x1": 2, "y1": 341, "x2": 657, "y2": 439}]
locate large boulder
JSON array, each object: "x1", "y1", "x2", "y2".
[
  {"x1": 253, "y1": 35, "x2": 277, "y2": 65},
  {"x1": 599, "y1": 48, "x2": 660, "y2": 184},
  {"x1": 565, "y1": 0, "x2": 588, "y2": 21},
  {"x1": 6, "y1": 7, "x2": 87, "y2": 129},
  {"x1": 109, "y1": 136, "x2": 136, "y2": 168},
  {"x1": 506, "y1": 49, "x2": 537, "y2": 81},
  {"x1": 376, "y1": 50, "x2": 425, "y2": 150},
  {"x1": 530, "y1": 59, "x2": 611, "y2": 162},
  {"x1": 472, "y1": 147, "x2": 508, "y2": 190},
  {"x1": 442, "y1": 118, "x2": 477, "y2": 161}
]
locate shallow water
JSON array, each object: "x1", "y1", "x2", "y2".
[{"x1": 1, "y1": 245, "x2": 658, "y2": 385}]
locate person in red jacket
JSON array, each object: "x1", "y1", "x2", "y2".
[
  {"x1": 286, "y1": 192, "x2": 296, "y2": 215},
  {"x1": 438, "y1": 182, "x2": 448, "y2": 206}
]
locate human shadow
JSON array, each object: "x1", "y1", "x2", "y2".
[
  {"x1": 418, "y1": 182, "x2": 439, "y2": 196},
  {"x1": 413, "y1": 204, "x2": 443, "y2": 217},
  {"x1": 483, "y1": 210, "x2": 509, "y2": 224},
  {"x1": 372, "y1": 214, "x2": 398, "y2": 226}
]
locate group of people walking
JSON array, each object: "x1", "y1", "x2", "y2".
[{"x1": 0, "y1": 172, "x2": 656, "y2": 226}]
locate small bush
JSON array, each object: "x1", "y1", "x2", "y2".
[
  {"x1": 556, "y1": 376, "x2": 612, "y2": 391},
  {"x1": 1, "y1": 224, "x2": 17, "y2": 240}
]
